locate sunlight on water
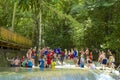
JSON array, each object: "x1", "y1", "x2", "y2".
[{"x1": 0, "y1": 67, "x2": 118, "y2": 80}]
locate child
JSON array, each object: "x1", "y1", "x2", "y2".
[{"x1": 51, "y1": 59, "x2": 56, "y2": 70}]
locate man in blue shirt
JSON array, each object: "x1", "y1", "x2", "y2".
[{"x1": 39, "y1": 57, "x2": 45, "y2": 70}]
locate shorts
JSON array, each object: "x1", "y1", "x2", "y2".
[
  {"x1": 102, "y1": 59, "x2": 107, "y2": 65},
  {"x1": 80, "y1": 63, "x2": 84, "y2": 68}
]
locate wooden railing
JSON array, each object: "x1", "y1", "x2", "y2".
[{"x1": 0, "y1": 27, "x2": 32, "y2": 48}]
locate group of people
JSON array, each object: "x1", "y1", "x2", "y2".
[
  {"x1": 7, "y1": 47, "x2": 117, "y2": 71},
  {"x1": 7, "y1": 55, "x2": 33, "y2": 68},
  {"x1": 25, "y1": 47, "x2": 96, "y2": 69},
  {"x1": 98, "y1": 50, "x2": 115, "y2": 71}
]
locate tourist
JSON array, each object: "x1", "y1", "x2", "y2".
[
  {"x1": 64, "y1": 49, "x2": 68, "y2": 60},
  {"x1": 60, "y1": 51, "x2": 65, "y2": 65},
  {"x1": 44, "y1": 47, "x2": 49, "y2": 55},
  {"x1": 14, "y1": 56, "x2": 20, "y2": 67},
  {"x1": 26, "y1": 48, "x2": 32, "y2": 59},
  {"x1": 87, "y1": 56, "x2": 92, "y2": 68},
  {"x1": 57, "y1": 48, "x2": 61, "y2": 55},
  {"x1": 39, "y1": 56, "x2": 45, "y2": 70},
  {"x1": 7, "y1": 57, "x2": 15, "y2": 67},
  {"x1": 74, "y1": 48, "x2": 78, "y2": 65},
  {"x1": 28, "y1": 58, "x2": 33, "y2": 68},
  {"x1": 51, "y1": 58, "x2": 56, "y2": 70},
  {"x1": 21, "y1": 56, "x2": 25, "y2": 67},
  {"x1": 47, "y1": 52, "x2": 52, "y2": 68},
  {"x1": 31, "y1": 47, "x2": 36, "y2": 66},
  {"x1": 109, "y1": 53, "x2": 115, "y2": 72},
  {"x1": 44, "y1": 57, "x2": 48, "y2": 68},
  {"x1": 109, "y1": 51, "x2": 115, "y2": 66},
  {"x1": 90, "y1": 61, "x2": 96, "y2": 70},
  {"x1": 80, "y1": 48, "x2": 85, "y2": 55},
  {"x1": 32, "y1": 47, "x2": 36, "y2": 58},
  {"x1": 22, "y1": 58, "x2": 28, "y2": 67},
  {"x1": 85, "y1": 48, "x2": 89, "y2": 57},
  {"x1": 67, "y1": 50, "x2": 71, "y2": 59},
  {"x1": 57, "y1": 48, "x2": 61, "y2": 60},
  {"x1": 100, "y1": 51, "x2": 107, "y2": 70},
  {"x1": 89, "y1": 51, "x2": 93, "y2": 61},
  {"x1": 70, "y1": 48, "x2": 74, "y2": 59},
  {"x1": 80, "y1": 55, "x2": 84, "y2": 68},
  {"x1": 77, "y1": 57, "x2": 80, "y2": 67}
]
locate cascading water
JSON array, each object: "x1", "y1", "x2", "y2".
[{"x1": 0, "y1": 67, "x2": 118, "y2": 80}]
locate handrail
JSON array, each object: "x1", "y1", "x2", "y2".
[{"x1": 0, "y1": 27, "x2": 32, "y2": 48}]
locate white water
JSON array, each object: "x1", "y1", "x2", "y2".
[{"x1": 0, "y1": 63, "x2": 119, "y2": 80}]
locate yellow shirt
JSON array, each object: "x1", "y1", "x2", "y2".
[{"x1": 51, "y1": 62, "x2": 56, "y2": 70}]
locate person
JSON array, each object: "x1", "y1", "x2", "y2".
[
  {"x1": 47, "y1": 52, "x2": 52, "y2": 68},
  {"x1": 86, "y1": 56, "x2": 92, "y2": 68},
  {"x1": 7, "y1": 57, "x2": 15, "y2": 67},
  {"x1": 26, "y1": 48, "x2": 32, "y2": 59},
  {"x1": 70, "y1": 49, "x2": 74, "y2": 59},
  {"x1": 109, "y1": 54, "x2": 115, "y2": 73},
  {"x1": 31, "y1": 47, "x2": 36, "y2": 66},
  {"x1": 57, "y1": 48, "x2": 61, "y2": 55},
  {"x1": 64, "y1": 49, "x2": 68, "y2": 60},
  {"x1": 90, "y1": 61, "x2": 96, "y2": 70},
  {"x1": 39, "y1": 56, "x2": 45, "y2": 70},
  {"x1": 14, "y1": 57, "x2": 20, "y2": 67},
  {"x1": 60, "y1": 51, "x2": 65, "y2": 65},
  {"x1": 22, "y1": 59, "x2": 28, "y2": 67},
  {"x1": 101, "y1": 51, "x2": 107, "y2": 70},
  {"x1": 51, "y1": 59, "x2": 56, "y2": 70},
  {"x1": 32, "y1": 47, "x2": 36, "y2": 59},
  {"x1": 80, "y1": 48, "x2": 85, "y2": 55},
  {"x1": 44, "y1": 47, "x2": 49, "y2": 55},
  {"x1": 67, "y1": 50, "x2": 71, "y2": 59},
  {"x1": 107, "y1": 49, "x2": 112, "y2": 66},
  {"x1": 89, "y1": 51, "x2": 93, "y2": 61},
  {"x1": 21, "y1": 56, "x2": 25, "y2": 67},
  {"x1": 74, "y1": 48, "x2": 78, "y2": 65},
  {"x1": 85, "y1": 48, "x2": 89, "y2": 56},
  {"x1": 109, "y1": 54, "x2": 115, "y2": 67},
  {"x1": 44, "y1": 58, "x2": 48, "y2": 68},
  {"x1": 28, "y1": 59, "x2": 33, "y2": 68},
  {"x1": 80, "y1": 55, "x2": 84, "y2": 68}
]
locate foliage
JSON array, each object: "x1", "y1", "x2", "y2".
[{"x1": 0, "y1": 0, "x2": 120, "y2": 52}]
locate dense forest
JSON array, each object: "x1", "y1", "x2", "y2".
[{"x1": 0, "y1": 0, "x2": 120, "y2": 52}]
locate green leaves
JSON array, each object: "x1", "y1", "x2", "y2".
[{"x1": 0, "y1": 0, "x2": 120, "y2": 51}]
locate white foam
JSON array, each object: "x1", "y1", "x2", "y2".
[{"x1": 98, "y1": 73, "x2": 115, "y2": 80}]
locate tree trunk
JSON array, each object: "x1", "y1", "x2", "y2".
[
  {"x1": 11, "y1": 2, "x2": 17, "y2": 31},
  {"x1": 34, "y1": 10, "x2": 42, "y2": 66},
  {"x1": 39, "y1": 10, "x2": 42, "y2": 50}
]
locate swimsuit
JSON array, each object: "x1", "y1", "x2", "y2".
[{"x1": 102, "y1": 59, "x2": 107, "y2": 64}]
